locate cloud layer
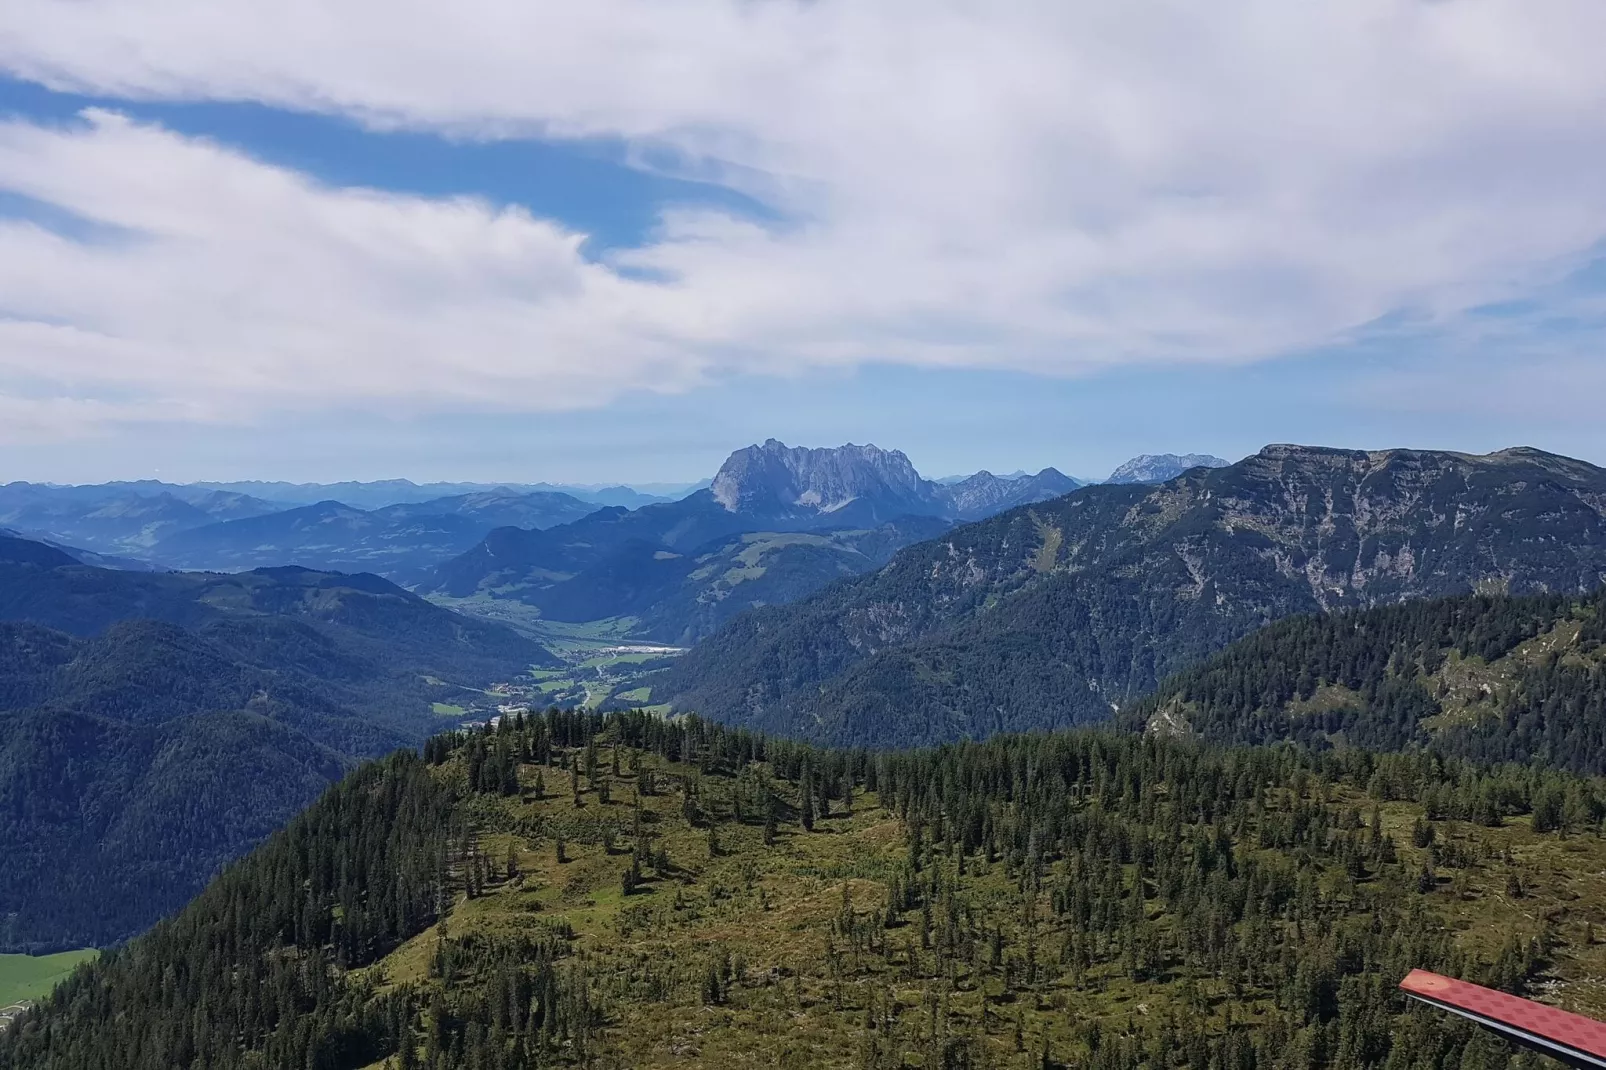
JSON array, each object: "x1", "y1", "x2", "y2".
[{"x1": 2, "y1": 0, "x2": 1606, "y2": 430}]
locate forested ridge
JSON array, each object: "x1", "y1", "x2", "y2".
[
  {"x1": 0, "y1": 535, "x2": 552, "y2": 952},
  {"x1": 7, "y1": 709, "x2": 1606, "y2": 1069},
  {"x1": 1125, "y1": 588, "x2": 1606, "y2": 775}
]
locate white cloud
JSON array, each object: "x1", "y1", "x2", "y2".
[{"x1": 2, "y1": 0, "x2": 1606, "y2": 428}]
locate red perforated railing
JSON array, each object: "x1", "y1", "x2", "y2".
[{"x1": 1400, "y1": 969, "x2": 1606, "y2": 1070}]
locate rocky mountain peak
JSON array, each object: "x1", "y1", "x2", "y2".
[{"x1": 710, "y1": 439, "x2": 934, "y2": 515}]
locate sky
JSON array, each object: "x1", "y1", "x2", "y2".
[{"x1": 0, "y1": 1, "x2": 1604, "y2": 486}]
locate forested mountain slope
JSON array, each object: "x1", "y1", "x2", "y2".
[
  {"x1": 1123, "y1": 588, "x2": 1606, "y2": 775},
  {"x1": 659, "y1": 444, "x2": 1606, "y2": 747},
  {"x1": 0, "y1": 535, "x2": 552, "y2": 951},
  {"x1": 6, "y1": 711, "x2": 1606, "y2": 1069},
  {"x1": 522, "y1": 519, "x2": 952, "y2": 645},
  {"x1": 0, "y1": 534, "x2": 554, "y2": 676}
]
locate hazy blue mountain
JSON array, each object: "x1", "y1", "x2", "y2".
[
  {"x1": 659, "y1": 444, "x2": 1606, "y2": 747},
  {"x1": 421, "y1": 495, "x2": 763, "y2": 599},
  {"x1": 190, "y1": 478, "x2": 684, "y2": 510},
  {"x1": 189, "y1": 478, "x2": 508, "y2": 509},
  {"x1": 936, "y1": 467, "x2": 1080, "y2": 520},
  {"x1": 147, "y1": 490, "x2": 598, "y2": 580},
  {"x1": 1104, "y1": 453, "x2": 1232, "y2": 484},
  {"x1": 0, "y1": 482, "x2": 282, "y2": 556},
  {"x1": 375, "y1": 489, "x2": 598, "y2": 529},
  {"x1": 147, "y1": 500, "x2": 479, "y2": 578},
  {"x1": 420, "y1": 442, "x2": 1077, "y2": 638},
  {"x1": 545, "y1": 482, "x2": 703, "y2": 507},
  {"x1": 0, "y1": 526, "x2": 154, "y2": 571},
  {"x1": 0, "y1": 486, "x2": 210, "y2": 553}
]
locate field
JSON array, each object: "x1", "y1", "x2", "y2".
[
  {"x1": 424, "y1": 596, "x2": 679, "y2": 710},
  {"x1": 513, "y1": 645, "x2": 681, "y2": 711},
  {"x1": 0, "y1": 950, "x2": 96, "y2": 1011}
]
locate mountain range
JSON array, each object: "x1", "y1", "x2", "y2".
[
  {"x1": 0, "y1": 483, "x2": 281, "y2": 556},
  {"x1": 0, "y1": 533, "x2": 552, "y2": 950},
  {"x1": 0, "y1": 480, "x2": 653, "y2": 563},
  {"x1": 421, "y1": 440, "x2": 1081, "y2": 642},
  {"x1": 146, "y1": 490, "x2": 601, "y2": 581},
  {"x1": 4, "y1": 447, "x2": 1204, "y2": 608},
  {"x1": 185, "y1": 478, "x2": 694, "y2": 510},
  {"x1": 12, "y1": 437, "x2": 1606, "y2": 1063},
  {"x1": 655, "y1": 444, "x2": 1606, "y2": 746}
]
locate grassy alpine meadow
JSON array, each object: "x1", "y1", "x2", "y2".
[{"x1": 0, "y1": 950, "x2": 96, "y2": 1012}]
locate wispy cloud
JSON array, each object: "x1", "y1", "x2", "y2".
[{"x1": 1, "y1": 1, "x2": 1605, "y2": 432}]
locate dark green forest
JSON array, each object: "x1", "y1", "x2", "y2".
[
  {"x1": 0, "y1": 536, "x2": 549, "y2": 951},
  {"x1": 1123, "y1": 589, "x2": 1606, "y2": 774}
]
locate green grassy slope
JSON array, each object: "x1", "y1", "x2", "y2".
[
  {"x1": 0, "y1": 951, "x2": 95, "y2": 1009},
  {"x1": 8, "y1": 711, "x2": 1606, "y2": 1069}
]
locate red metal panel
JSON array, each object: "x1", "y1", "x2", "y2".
[{"x1": 1400, "y1": 969, "x2": 1606, "y2": 1063}]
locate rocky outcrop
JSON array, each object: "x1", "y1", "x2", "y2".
[{"x1": 709, "y1": 439, "x2": 936, "y2": 517}]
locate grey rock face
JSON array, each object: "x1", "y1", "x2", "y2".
[
  {"x1": 1105, "y1": 453, "x2": 1232, "y2": 484},
  {"x1": 709, "y1": 439, "x2": 936, "y2": 515}
]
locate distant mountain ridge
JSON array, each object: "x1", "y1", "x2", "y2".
[
  {"x1": 708, "y1": 439, "x2": 1080, "y2": 523},
  {"x1": 657, "y1": 443, "x2": 1606, "y2": 746},
  {"x1": 0, "y1": 479, "x2": 658, "y2": 564},
  {"x1": 710, "y1": 440, "x2": 933, "y2": 518},
  {"x1": 188, "y1": 478, "x2": 684, "y2": 510},
  {"x1": 1104, "y1": 453, "x2": 1232, "y2": 484},
  {"x1": 421, "y1": 441, "x2": 1083, "y2": 641},
  {"x1": 0, "y1": 483, "x2": 281, "y2": 556},
  {"x1": 148, "y1": 490, "x2": 599, "y2": 580}
]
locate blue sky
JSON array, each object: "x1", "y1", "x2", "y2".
[{"x1": 0, "y1": 2, "x2": 1604, "y2": 485}]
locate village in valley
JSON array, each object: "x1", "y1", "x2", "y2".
[{"x1": 439, "y1": 643, "x2": 683, "y2": 728}]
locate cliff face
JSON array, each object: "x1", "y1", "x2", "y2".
[
  {"x1": 661, "y1": 444, "x2": 1606, "y2": 746},
  {"x1": 709, "y1": 439, "x2": 936, "y2": 516}
]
